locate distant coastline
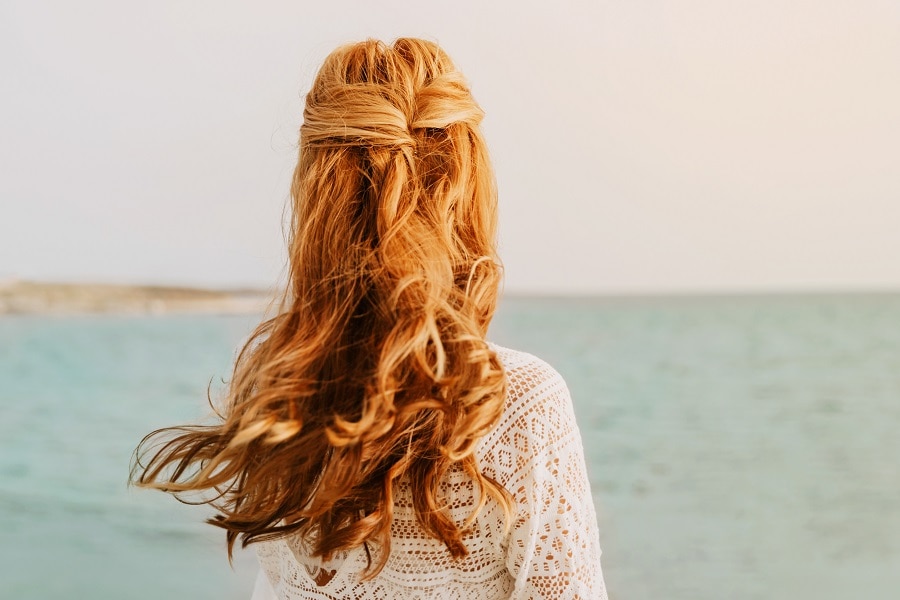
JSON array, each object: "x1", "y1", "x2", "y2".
[
  {"x1": 3, "y1": 279, "x2": 896, "y2": 316},
  {"x1": 0, "y1": 280, "x2": 273, "y2": 315}
]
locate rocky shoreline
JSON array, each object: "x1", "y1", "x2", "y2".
[{"x1": 0, "y1": 280, "x2": 273, "y2": 315}]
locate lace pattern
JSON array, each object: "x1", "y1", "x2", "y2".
[{"x1": 252, "y1": 344, "x2": 607, "y2": 599}]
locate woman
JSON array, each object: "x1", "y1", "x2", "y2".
[{"x1": 133, "y1": 37, "x2": 607, "y2": 599}]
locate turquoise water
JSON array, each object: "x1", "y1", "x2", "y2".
[{"x1": 2, "y1": 294, "x2": 899, "y2": 599}]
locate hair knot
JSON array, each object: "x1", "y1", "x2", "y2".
[
  {"x1": 301, "y1": 85, "x2": 415, "y2": 148},
  {"x1": 410, "y1": 72, "x2": 484, "y2": 130}
]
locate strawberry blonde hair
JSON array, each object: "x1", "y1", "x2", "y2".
[{"x1": 132, "y1": 37, "x2": 512, "y2": 578}]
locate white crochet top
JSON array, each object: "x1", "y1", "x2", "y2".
[{"x1": 251, "y1": 344, "x2": 607, "y2": 599}]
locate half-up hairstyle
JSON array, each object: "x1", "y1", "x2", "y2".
[{"x1": 132, "y1": 38, "x2": 512, "y2": 578}]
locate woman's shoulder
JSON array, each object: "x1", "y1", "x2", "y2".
[
  {"x1": 487, "y1": 342, "x2": 563, "y2": 377},
  {"x1": 480, "y1": 342, "x2": 580, "y2": 481},
  {"x1": 486, "y1": 342, "x2": 570, "y2": 400}
]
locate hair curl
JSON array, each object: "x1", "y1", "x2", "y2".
[{"x1": 131, "y1": 37, "x2": 512, "y2": 578}]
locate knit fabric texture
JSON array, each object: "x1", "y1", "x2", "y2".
[{"x1": 251, "y1": 344, "x2": 607, "y2": 600}]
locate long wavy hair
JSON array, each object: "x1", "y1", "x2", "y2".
[{"x1": 131, "y1": 37, "x2": 512, "y2": 578}]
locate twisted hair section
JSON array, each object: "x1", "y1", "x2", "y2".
[{"x1": 132, "y1": 38, "x2": 512, "y2": 578}]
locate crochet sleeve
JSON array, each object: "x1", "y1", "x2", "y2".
[{"x1": 501, "y1": 358, "x2": 608, "y2": 600}]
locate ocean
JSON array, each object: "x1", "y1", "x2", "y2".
[{"x1": 2, "y1": 293, "x2": 899, "y2": 599}]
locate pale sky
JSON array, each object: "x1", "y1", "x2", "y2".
[{"x1": 2, "y1": 0, "x2": 898, "y2": 295}]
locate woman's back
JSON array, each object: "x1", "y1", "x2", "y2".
[
  {"x1": 132, "y1": 37, "x2": 607, "y2": 600},
  {"x1": 252, "y1": 345, "x2": 607, "y2": 600}
]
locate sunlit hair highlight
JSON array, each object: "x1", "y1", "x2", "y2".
[{"x1": 131, "y1": 37, "x2": 511, "y2": 578}]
